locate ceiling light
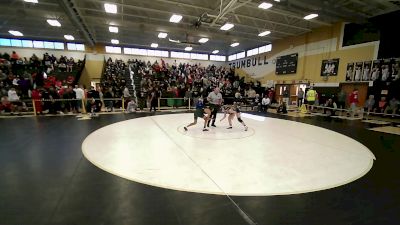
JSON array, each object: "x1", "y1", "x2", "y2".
[
  {"x1": 8, "y1": 30, "x2": 23, "y2": 36},
  {"x1": 220, "y1": 23, "x2": 234, "y2": 31},
  {"x1": 185, "y1": 46, "x2": 192, "y2": 51},
  {"x1": 158, "y1": 32, "x2": 168, "y2": 38},
  {"x1": 109, "y1": 26, "x2": 118, "y2": 33},
  {"x1": 198, "y1": 38, "x2": 209, "y2": 43},
  {"x1": 258, "y1": 30, "x2": 271, "y2": 36},
  {"x1": 230, "y1": 42, "x2": 239, "y2": 47},
  {"x1": 169, "y1": 14, "x2": 183, "y2": 23},
  {"x1": 64, "y1": 35, "x2": 74, "y2": 40},
  {"x1": 258, "y1": 2, "x2": 273, "y2": 9},
  {"x1": 274, "y1": 0, "x2": 280, "y2": 2},
  {"x1": 104, "y1": 3, "x2": 117, "y2": 14},
  {"x1": 151, "y1": 43, "x2": 158, "y2": 48},
  {"x1": 111, "y1": 39, "x2": 119, "y2": 44},
  {"x1": 304, "y1": 13, "x2": 318, "y2": 20},
  {"x1": 212, "y1": 50, "x2": 219, "y2": 54},
  {"x1": 47, "y1": 19, "x2": 61, "y2": 27},
  {"x1": 24, "y1": 0, "x2": 38, "y2": 3}
]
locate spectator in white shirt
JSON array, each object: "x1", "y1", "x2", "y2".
[
  {"x1": 73, "y1": 85, "x2": 84, "y2": 113},
  {"x1": 261, "y1": 96, "x2": 271, "y2": 112},
  {"x1": 8, "y1": 87, "x2": 20, "y2": 102}
]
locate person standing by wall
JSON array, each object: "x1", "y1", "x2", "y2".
[
  {"x1": 282, "y1": 86, "x2": 290, "y2": 106},
  {"x1": 297, "y1": 88, "x2": 304, "y2": 107},
  {"x1": 306, "y1": 86, "x2": 317, "y2": 112},
  {"x1": 337, "y1": 89, "x2": 347, "y2": 116},
  {"x1": 349, "y1": 89, "x2": 359, "y2": 117},
  {"x1": 207, "y1": 87, "x2": 223, "y2": 127}
]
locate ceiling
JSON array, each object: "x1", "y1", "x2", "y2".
[{"x1": 0, "y1": 0, "x2": 398, "y2": 55}]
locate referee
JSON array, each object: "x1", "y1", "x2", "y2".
[{"x1": 207, "y1": 87, "x2": 223, "y2": 127}]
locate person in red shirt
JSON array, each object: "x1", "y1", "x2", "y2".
[
  {"x1": 0, "y1": 96, "x2": 14, "y2": 114},
  {"x1": 349, "y1": 89, "x2": 359, "y2": 117},
  {"x1": 31, "y1": 88, "x2": 43, "y2": 115}
]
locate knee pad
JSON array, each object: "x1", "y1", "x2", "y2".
[{"x1": 237, "y1": 118, "x2": 243, "y2": 123}]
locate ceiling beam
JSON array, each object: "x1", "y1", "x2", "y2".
[
  {"x1": 57, "y1": 0, "x2": 96, "y2": 46},
  {"x1": 81, "y1": 0, "x2": 308, "y2": 34},
  {"x1": 139, "y1": 0, "x2": 330, "y2": 27},
  {"x1": 81, "y1": 14, "x2": 274, "y2": 44},
  {"x1": 77, "y1": 1, "x2": 296, "y2": 37},
  {"x1": 78, "y1": 6, "x2": 282, "y2": 39}
]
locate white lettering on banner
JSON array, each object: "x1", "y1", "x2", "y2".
[
  {"x1": 228, "y1": 55, "x2": 270, "y2": 70},
  {"x1": 232, "y1": 38, "x2": 339, "y2": 79}
]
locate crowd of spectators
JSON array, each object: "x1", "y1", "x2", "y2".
[
  {"x1": 123, "y1": 58, "x2": 271, "y2": 111},
  {"x1": 0, "y1": 50, "x2": 84, "y2": 115}
]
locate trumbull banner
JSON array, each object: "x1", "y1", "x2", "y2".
[{"x1": 228, "y1": 55, "x2": 269, "y2": 69}]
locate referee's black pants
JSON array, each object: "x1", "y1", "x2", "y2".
[{"x1": 209, "y1": 104, "x2": 219, "y2": 126}]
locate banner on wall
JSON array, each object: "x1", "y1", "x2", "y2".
[
  {"x1": 362, "y1": 61, "x2": 372, "y2": 81},
  {"x1": 381, "y1": 59, "x2": 391, "y2": 81},
  {"x1": 346, "y1": 63, "x2": 354, "y2": 81},
  {"x1": 390, "y1": 58, "x2": 400, "y2": 81},
  {"x1": 353, "y1": 62, "x2": 364, "y2": 81},
  {"x1": 228, "y1": 55, "x2": 269, "y2": 69},
  {"x1": 321, "y1": 58, "x2": 339, "y2": 76},
  {"x1": 371, "y1": 60, "x2": 381, "y2": 81}
]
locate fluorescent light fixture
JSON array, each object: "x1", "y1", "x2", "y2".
[
  {"x1": 230, "y1": 42, "x2": 239, "y2": 47},
  {"x1": 151, "y1": 43, "x2": 158, "y2": 48},
  {"x1": 212, "y1": 50, "x2": 219, "y2": 54},
  {"x1": 258, "y1": 30, "x2": 271, "y2": 36},
  {"x1": 64, "y1": 35, "x2": 74, "y2": 40},
  {"x1": 169, "y1": 14, "x2": 183, "y2": 23},
  {"x1": 8, "y1": 30, "x2": 23, "y2": 36},
  {"x1": 109, "y1": 26, "x2": 118, "y2": 33},
  {"x1": 24, "y1": 0, "x2": 38, "y2": 3},
  {"x1": 198, "y1": 38, "x2": 209, "y2": 43},
  {"x1": 258, "y1": 2, "x2": 273, "y2": 9},
  {"x1": 304, "y1": 13, "x2": 318, "y2": 20},
  {"x1": 104, "y1": 3, "x2": 117, "y2": 14},
  {"x1": 111, "y1": 39, "x2": 119, "y2": 44},
  {"x1": 47, "y1": 19, "x2": 61, "y2": 27},
  {"x1": 274, "y1": 0, "x2": 280, "y2": 2},
  {"x1": 158, "y1": 32, "x2": 168, "y2": 38},
  {"x1": 220, "y1": 23, "x2": 234, "y2": 31},
  {"x1": 185, "y1": 46, "x2": 193, "y2": 51}
]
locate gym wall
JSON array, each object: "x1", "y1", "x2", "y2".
[{"x1": 231, "y1": 22, "x2": 379, "y2": 85}]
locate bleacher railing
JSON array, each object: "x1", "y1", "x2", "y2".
[{"x1": 1, "y1": 98, "x2": 399, "y2": 121}]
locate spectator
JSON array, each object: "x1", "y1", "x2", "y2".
[
  {"x1": 384, "y1": 97, "x2": 399, "y2": 117},
  {"x1": 31, "y1": 88, "x2": 43, "y2": 115},
  {"x1": 0, "y1": 96, "x2": 14, "y2": 114},
  {"x1": 377, "y1": 97, "x2": 387, "y2": 113},
  {"x1": 282, "y1": 86, "x2": 290, "y2": 106},
  {"x1": 261, "y1": 95, "x2": 271, "y2": 112},
  {"x1": 297, "y1": 88, "x2": 304, "y2": 107},
  {"x1": 126, "y1": 98, "x2": 138, "y2": 113},
  {"x1": 306, "y1": 87, "x2": 317, "y2": 112},
  {"x1": 348, "y1": 89, "x2": 359, "y2": 117},
  {"x1": 73, "y1": 85, "x2": 85, "y2": 113},
  {"x1": 364, "y1": 95, "x2": 375, "y2": 115},
  {"x1": 324, "y1": 98, "x2": 337, "y2": 116}
]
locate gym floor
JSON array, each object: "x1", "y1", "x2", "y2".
[{"x1": 0, "y1": 112, "x2": 399, "y2": 225}]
